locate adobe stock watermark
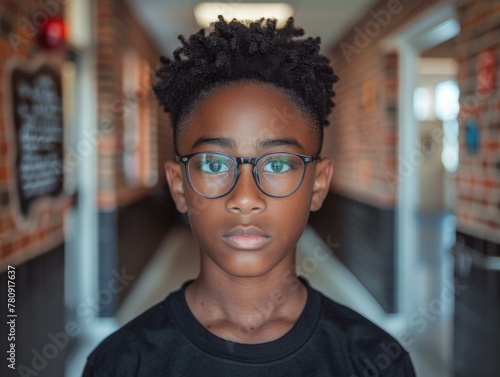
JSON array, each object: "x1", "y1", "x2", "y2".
[
  {"x1": 15, "y1": 268, "x2": 135, "y2": 377},
  {"x1": 51, "y1": 62, "x2": 158, "y2": 179},
  {"x1": 7, "y1": 0, "x2": 70, "y2": 53},
  {"x1": 51, "y1": 119, "x2": 114, "y2": 179},
  {"x1": 350, "y1": 278, "x2": 467, "y2": 377},
  {"x1": 385, "y1": 71, "x2": 500, "y2": 192},
  {"x1": 340, "y1": 0, "x2": 411, "y2": 63},
  {"x1": 108, "y1": 64, "x2": 158, "y2": 121},
  {"x1": 459, "y1": 72, "x2": 500, "y2": 122},
  {"x1": 384, "y1": 127, "x2": 443, "y2": 192}
]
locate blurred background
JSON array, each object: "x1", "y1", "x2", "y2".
[{"x1": 0, "y1": 0, "x2": 499, "y2": 376}]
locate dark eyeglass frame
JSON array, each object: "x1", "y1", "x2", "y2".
[{"x1": 176, "y1": 151, "x2": 321, "y2": 199}]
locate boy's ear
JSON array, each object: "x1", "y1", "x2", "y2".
[
  {"x1": 310, "y1": 157, "x2": 333, "y2": 212},
  {"x1": 165, "y1": 160, "x2": 188, "y2": 213}
]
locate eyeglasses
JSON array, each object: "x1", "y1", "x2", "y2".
[{"x1": 177, "y1": 151, "x2": 320, "y2": 199}]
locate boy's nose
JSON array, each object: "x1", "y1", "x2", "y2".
[{"x1": 225, "y1": 164, "x2": 266, "y2": 215}]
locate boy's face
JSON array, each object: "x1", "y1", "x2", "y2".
[{"x1": 165, "y1": 82, "x2": 333, "y2": 279}]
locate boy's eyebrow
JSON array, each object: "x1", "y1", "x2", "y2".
[
  {"x1": 191, "y1": 136, "x2": 304, "y2": 151},
  {"x1": 257, "y1": 137, "x2": 303, "y2": 150},
  {"x1": 192, "y1": 136, "x2": 236, "y2": 150}
]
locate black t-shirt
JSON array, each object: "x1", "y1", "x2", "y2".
[{"x1": 83, "y1": 277, "x2": 416, "y2": 376}]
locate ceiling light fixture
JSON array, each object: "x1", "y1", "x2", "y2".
[{"x1": 193, "y1": 2, "x2": 294, "y2": 28}]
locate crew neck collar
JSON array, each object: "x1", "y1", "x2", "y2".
[{"x1": 168, "y1": 276, "x2": 322, "y2": 363}]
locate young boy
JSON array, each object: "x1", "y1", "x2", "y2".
[{"x1": 83, "y1": 16, "x2": 416, "y2": 376}]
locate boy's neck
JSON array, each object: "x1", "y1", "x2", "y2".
[{"x1": 184, "y1": 248, "x2": 307, "y2": 343}]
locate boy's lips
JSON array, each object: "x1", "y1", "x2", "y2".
[{"x1": 222, "y1": 225, "x2": 271, "y2": 250}]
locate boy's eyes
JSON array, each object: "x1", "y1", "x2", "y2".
[
  {"x1": 194, "y1": 154, "x2": 300, "y2": 175},
  {"x1": 198, "y1": 157, "x2": 231, "y2": 173},
  {"x1": 262, "y1": 157, "x2": 292, "y2": 173}
]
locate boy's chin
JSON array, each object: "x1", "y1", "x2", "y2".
[{"x1": 212, "y1": 253, "x2": 294, "y2": 280}]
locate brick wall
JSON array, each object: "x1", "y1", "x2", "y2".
[
  {"x1": 454, "y1": 0, "x2": 500, "y2": 243},
  {"x1": 0, "y1": 2, "x2": 71, "y2": 375},
  {"x1": 95, "y1": 0, "x2": 172, "y2": 210},
  {"x1": 325, "y1": 0, "x2": 500, "y2": 240},
  {"x1": 311, "y1": 0, "x2": 443, "y2": 312},
  {"x1": 0, "y1": 0, "x2": 71, "y2": 270},
  {"x1": 94, "y1": 0, "x2": 175, "y2": 313},
  {"x1": 325, "y1": 0, "x2": 440, "y2": 207}
]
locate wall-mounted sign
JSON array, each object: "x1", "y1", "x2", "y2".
[
  {"x1": 9, "y1": 61, "x2": 64, "y2": 216},
  {"x1": 465, "y1": 118, "x2": 479, "y2": 154}
]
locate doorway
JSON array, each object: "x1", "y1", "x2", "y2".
[
  {"x1": 384, "y1": 3, "x2": 460, "y2": 376},
  {"x1": 413, "y1": 36, "x2": 460, "y2": 377}
]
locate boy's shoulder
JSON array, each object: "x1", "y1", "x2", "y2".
[
  {"x1": 83, "y1": 290, "x2": 179, "y2": 375},
  {"x1": 319, "y1": 289, "x2": 397, "y2": 341},
  {"x1": 315, "y1": 288, "x2": 412, "y2": 373},
  {"x1": 106, "y1": 294, "x2": 174, "y2": 336}
]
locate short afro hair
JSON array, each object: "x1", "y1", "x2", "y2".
[{"x1": 153, "y1": 15, "x2": 339, "y2": 153}]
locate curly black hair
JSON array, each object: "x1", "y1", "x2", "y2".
[{"x1": 153, "y1": 15, "x2": 339, "y2": 154}]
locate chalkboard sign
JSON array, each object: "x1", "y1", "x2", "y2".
[{"x1": 10, "y1": 63, "x2": 64, "y2": 216}]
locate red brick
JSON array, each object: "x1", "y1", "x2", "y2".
[
  {"x1": 20, "y1": 234, "x2": 29, "y2": 249},
  {"x1": 35, "y1": 229, "x2": 44, "y2": 243},
  {"x1": 11, "y1": 236, "x2": 22, "y2": 255},
  {"x1": 40, "y1": 228, "x2": 50, "y2": 240},
  {"x1": 1, "y1": 216, "x2": 15, "y2": 234},
  {"x1": 1, "y1": 241, "x2": 13, "y2": 259},
  {"x1": 29, "y1": 231, "x2": 39, "y2": 250},
  {"x1": 0, "y1": 142, "x2": 8, "y2": 156},
  {"x1": 484, "y1": 179, "x2": 496, "y2": 188},
  {"x1": 0, "y1": 165, "x2": 9, "y2": 181},
  {"x1": 487, "y1": 220, "x2": 500, "y2": 229},
  {"x1": 484, "y1": 140, "x2": 500, "y2": 151}
]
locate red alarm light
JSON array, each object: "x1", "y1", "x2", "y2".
[{"x1": 39, "y1": 17, "x2": 65, "y2": 50}]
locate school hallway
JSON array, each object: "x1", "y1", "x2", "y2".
[{"x1": 1, "y1": 0, "x2": 499, "y2": 376}]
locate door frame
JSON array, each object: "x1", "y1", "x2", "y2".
[{"x1": 382, "y1": 2, "x2": 460, "y2": 316}]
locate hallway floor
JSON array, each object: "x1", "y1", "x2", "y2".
[{"x1": 68, "y1": 224, "x2": 454, "y2": 376}]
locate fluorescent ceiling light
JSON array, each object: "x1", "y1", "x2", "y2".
[{"x1": 194, "y1": 3, "x2": 294, "y2": 28}]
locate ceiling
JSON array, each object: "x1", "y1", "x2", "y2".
[{"x1": 126, "y1": 0, "x2": 378, "y2": 56}]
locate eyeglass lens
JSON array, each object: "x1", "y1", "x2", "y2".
[{"x1": 187, "y1": 152, "x2": 306, "y2": 197}]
